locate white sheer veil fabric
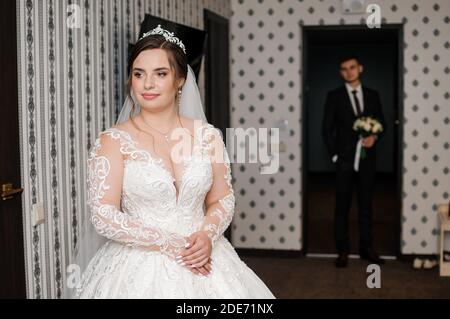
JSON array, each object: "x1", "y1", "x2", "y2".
[{"x1": 63, "y1": 63, "x2": 208, "y2": 299}]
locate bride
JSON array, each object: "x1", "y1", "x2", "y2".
[{"x1": 66, "y1": 25, "x2": 275, "y2": 298}]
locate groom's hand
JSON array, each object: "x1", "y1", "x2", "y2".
[
  {"x1": 362, "y1": 135, "x2": 376, "y2": 148},
  {"x1": 177, "y1": 231, "x2": 212, "y2": 268}
]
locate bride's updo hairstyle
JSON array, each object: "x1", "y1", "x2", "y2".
[{"x1": 125, "y1": 34, "x2": 188, "y2": 115}]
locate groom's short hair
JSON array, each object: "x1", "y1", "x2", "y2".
[{"x1": 339, "y1": 55, "x2": 361, "y2": 66}]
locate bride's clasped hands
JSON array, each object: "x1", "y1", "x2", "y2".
[{"x1": 178, "y1": 230, "x2": 213, "y2": 276}]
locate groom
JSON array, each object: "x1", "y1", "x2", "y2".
[{"x1": 322, "y1": 56, "x2": 386, "y2": 268}]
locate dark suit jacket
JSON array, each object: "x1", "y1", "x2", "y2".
[{"x1": 322, "y1": 85, "x2": 386, "y2": 169}]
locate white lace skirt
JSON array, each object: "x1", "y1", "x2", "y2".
[{"x1": 76, "y1": 237, "x2": 276, "y2": 299}]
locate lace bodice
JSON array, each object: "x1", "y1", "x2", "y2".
[{"x1": 87, "y1": 122, "x2": 235, "y2": 261}]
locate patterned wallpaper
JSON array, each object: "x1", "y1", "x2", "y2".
[
  {"x1": 230, "y1": 0, "x2": 450, "y2": 253},
  {"x1": 16, "y1": 0, "x2": 230, "y2": 299}
]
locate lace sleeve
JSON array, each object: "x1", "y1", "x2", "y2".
[
  {"x1": 87, "y1": 132, "x2": 187, "y2": 260},
  {"x1": 199, "y1": 126, "x2": 236, "y2": 246}
]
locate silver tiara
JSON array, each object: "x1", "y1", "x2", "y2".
[{"x1": 139, "y1": 24, "x2": 187, "y2": 54}]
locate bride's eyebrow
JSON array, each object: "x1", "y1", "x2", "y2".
[
  {"x1": 153, "y1": 67, "x2": 170, "y2": 72},
  {"x1": 132, "y1": 67, "x2": 170, "y2": 72}
]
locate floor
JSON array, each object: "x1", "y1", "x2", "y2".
[
  {"x1": 240, "y1": 255, "x2": 450, "y2": 298},
  {"x1": 307, "y1": 173, "x2": 398, "y2": 255}
]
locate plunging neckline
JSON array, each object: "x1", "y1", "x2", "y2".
[
  {"x1": 109, "y1": 126, "x2": 204, "y2": 205},
  {"x1": 143, "y1": 149, "x2": 193, "y2": 206}
]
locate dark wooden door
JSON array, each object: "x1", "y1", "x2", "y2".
[
  {"x1": 0, "y1": 0, "x2": 27, "y2": 298},
  {"x1": 204, "y1": 9, "x2": 230, "y2": 136},
  {"x1": 204, "y1": 9, "x2": 231, "y2": 241}
]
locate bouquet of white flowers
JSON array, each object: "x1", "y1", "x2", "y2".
[{"x1": 352, "y1": 116, "x2": 383, "y2": 159}]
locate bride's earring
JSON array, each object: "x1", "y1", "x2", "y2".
[{"x1": 177, "y1": 87, "x2": 182, "y2": 108}]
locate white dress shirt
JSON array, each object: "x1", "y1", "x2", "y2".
[
  {"x1": 345, "y1": 82, "x2": 364, "y2": 116},
  {"x1": 332, "y1": 83, "x2": 365, "y2": 171}
]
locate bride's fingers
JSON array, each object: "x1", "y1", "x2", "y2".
[
  {"x1": 196, "y1": 266, "x2": 209, "y2": 276},
  {"x1": 194, "y1": 258, "x2": 213, "y2": 275},
  {"x1": 178, "y1": 242, "x2": 202, "y2": 258},
  {"x1": 183, "y1": 248, "x2": 207, "y2": 263},
  {"x1": 179, "y1": 256, "x2": 210, "y2": 275},
  {"x1": 183, "y1": 250, "x2": 205, "y2": 263},
  {"x1": 183, "y1": 249, "x2": 206, "y2": 262},
  {"x1": 193, "y1": 257, "x2": 210, "y2": 268},
  {"x1": 186, "y1": 254, "x2": 209, "y2": 266},
  {"x1": 186, "y1": 236, "x2": 196, "y2": 249},
  {"x1": 188, "y1": 267, "x2": 200, "y2": 275},
  {"x1": 189, "y1": 266, "x2": 206, "y2": 276},
  {"x1": 182, "y1": 235, "x2": 211, "y2": 258}
]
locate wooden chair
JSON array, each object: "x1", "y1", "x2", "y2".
[{"x1": 438, "y1": 204, "x2": 450, "y2": 276}]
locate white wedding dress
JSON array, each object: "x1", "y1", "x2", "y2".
[{"x1": 75, "y1": 122, "x2": 275, "y2": 299}]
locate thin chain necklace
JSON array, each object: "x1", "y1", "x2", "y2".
[{"x1": 139, "y1": 113, "x2": 180, "y2": 143}]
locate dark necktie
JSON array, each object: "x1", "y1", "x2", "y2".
[{"x1": 352, "y1": 90, "x2": 362, "y2": 117}]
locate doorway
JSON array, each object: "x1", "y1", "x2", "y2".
[
  {"x1": 203, "y1": 9, "x2": 230, "y2": 135},
  {"x1": 203, "y1": 9, "x2": 231, "y2": 240},
  {"x1": 0, "y1": 0, "x2": 27, "y2": 298},
  {"x1": 302, "y1": 25, "x2": 403, "y2": 257}
]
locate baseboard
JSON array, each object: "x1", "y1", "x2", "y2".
[
  {"x1": 235, "y1": 247, "x2": 305, "y2": 258},
  {"x1": 396, "y1": 253, "x2": 438, "y2": 262}
]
